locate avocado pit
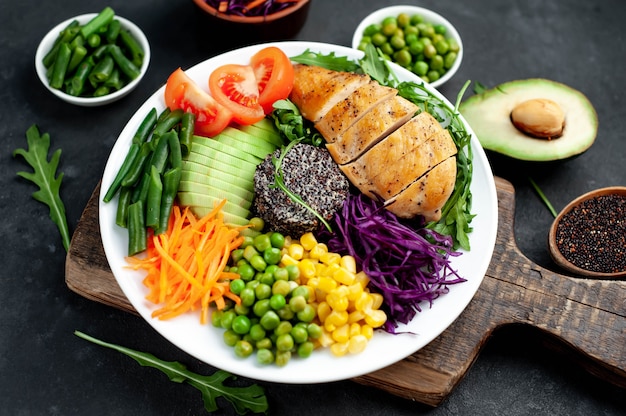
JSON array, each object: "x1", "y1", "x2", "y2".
[{"x1": 510, "y1": 98, "x2": 565, "y2": 139}]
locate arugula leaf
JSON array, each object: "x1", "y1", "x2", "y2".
[
  {"x1": 357, "y1": 44, "x2": 390, "y2": 85},
  {"x1": 271, "y1": 99, "x2": 324, "y2": 146},
  {"x1": 290, "y1": 49, "x2": 360, "y2": 72},
  {"x1": 13, "y1": 125, "x2": 70, "y2": 251},
  {"x1": 74, "y1": 331, "x2": 269, "y2": 415}
]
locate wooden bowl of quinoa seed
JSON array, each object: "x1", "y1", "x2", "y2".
[{"x1": 548, "y1": 186, "x2": 626, "y2": 278}]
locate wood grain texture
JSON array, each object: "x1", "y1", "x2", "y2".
[{"x1": 65, "y1": 177, "x2": 626, "y2": 406}]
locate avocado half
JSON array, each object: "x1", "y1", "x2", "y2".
[{"x1": 459, "y1": 79, "x2": 598, "y2": 161}]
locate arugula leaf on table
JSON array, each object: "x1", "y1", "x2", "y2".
[
  {"x1": 13, "y1": 124, "x2": 70, "y2": 251},
  {"x1": 74, "y1": 331, "x2": 269, "y2": 415}
]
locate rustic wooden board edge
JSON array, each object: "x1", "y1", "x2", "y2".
[{"x1": 65, "y1": 178, "x2": 626, "y2": 406}]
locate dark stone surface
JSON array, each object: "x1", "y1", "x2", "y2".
[{"x1": 2, "y1": 0, "x2": 625, "y2": 414}]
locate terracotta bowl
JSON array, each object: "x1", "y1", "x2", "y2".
[
  {"x1": 548, "y1": 186, "x2": 626, "y2": 278},
  {"x1": 191, "y1": 0, "x2": 311, "y2": 41}
]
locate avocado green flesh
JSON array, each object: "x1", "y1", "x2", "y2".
[
  {"x1": 219, "y1": 126, "x2": 278, "y2": 157},
  {"x1": 178, "y1": 191, "x2": 250, "y2": 218},
  {"x1": 178, "y1": 180, "x2": 253, "y2": 210},
  {"x1": 180, "y1": 168, "x2": 254, "y2": 200},
  {"x1": 238, "y1": 123, "x2": 284, "y2": 147},
  {"x1": 191, "y1": 135, "x2": 263, "y2": 165},
  {"x1": 460, "y1": 78, "x2": 598, "y2": 161}
]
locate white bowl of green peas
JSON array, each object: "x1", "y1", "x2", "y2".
[
  {"x1": 352, "y1": 5, "x2": 462, "y2": 89},
  {"x1": 35, "y1": 8, "x2": 150, "y2": 107}
]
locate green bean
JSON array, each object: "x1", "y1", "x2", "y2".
[
  {"x1": 43, "y1": 23, "x2": 80, "y2": 68},
  {"x1": 80, "y1": 6, "x2": 115, "y2": 39},
  {"x1": 91, "y1": 44, "x2": 109, "y2": 60},
  {"x1": 89, "y1": 54, "x2": 114, "y2": 85},
  {"x1": 106, "y1": 19, "x2": 121, "y2": 43},
  {"x1": 167, "y1": 130, "x2": 183, "y2": 170},
  {"x1": 150, "y1": 132, "x2": 172, "y2": 174},
  {"x1": 153, "y1": 109, "x2": 184, "y2": 138},
  {"x1": 67, "y1": 45, "x2": 87, "y2": 73},
  {"x1": 127, "y1": 200, "x2": 147, "y2": 255},
  {"x1": 67, "y1": 60, "x2": 93, "y2": 96},
  {"x1": 93, "y1": 85, "x2": 110, "y2": 97},
  {"x1": 103, "y1": 68, "x2": 123, "y2": 90},
  {"x1": 121, "y1": 141, "x2": 152, "y2": 188},
  {"x1": 69, "y1": 34, "x2": 84, "y2": 50},
  {"x1": 133, "y1": 107, "x2": 158, "y2": 145},
  {"x1": 119, "y1": 29, "x2": 144, "y2": 67},
  {"x1": 115, "y1": 186, "x2": 132, "y2": 228},
  {"x1": 178, "y1": 111, "x2": 195, "y2": 157},
  {"x1": 49, "y1": 42, "x2": 71, "y2": 89},
  {"x1": 130, "y1": 172, "x2": 150, "y2": 205},
  {"x1": 145, "y1": 165, "x2": 162, "y2": 230},
  {"x1": 108, "y1": 44, "x2": 140, "y2": 80},
  {"x1": 87, "y1": 33, "x2": 101, "y2": 48}
]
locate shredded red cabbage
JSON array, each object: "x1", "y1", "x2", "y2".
[
  {"x1": 204, "y1": 0, "x2": 298, "y2": 17},
  {"x1": 319, "y1": 193, "x2": 466, "y2": 333}
]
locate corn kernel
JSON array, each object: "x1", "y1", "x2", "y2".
[
  {"x1": 314, "y1": 288, "x2": 327, "y2": 302},
  {"x1": 326, "y1": 310, "x2": 348, "y2": 327},
  {"x1": 300, "y1": 232, "x2": 317, "y2": 251},
  {"x1": 330, "y1": 341, "x2": 349, "y2": 357},
  {"x1": 332, "y1": 324, "x2": 350, "y2": 343},
  {"x1": 320, "y1": 251, "x2": 341, "y2": 266},
  {"x1": 306, "y1": 277, "x2": 319, "y2": 289},
  {"x1": 318, "y1": 330, "x2": 334, "y2": 348},
  {"x1": 324, "y1": 320, "x2": 336, "y2": 332},
  {"x1": 365, "y1": 309, "x2": 387, "y2": 328},
  {"x1": 361, "y1": 324, "x2": 374, "y2": 339},
  {"x1": 348, "y1": 310, "x2": 366, "y2": 324},
  {"x1": 354, "y1": 271, "x2": 370, "y2": 288},
  {"x1": 317, "y1": 276, "x2": 337, "y2": 293},
  {"x1": 298, "y1": 258, "x2": 317, "y2": 280},
  {"x1": 370, "y1": 292, "x2": 384, "y2": 310},
  {"x1": 333, "y1": 267, "x2": 355, "y2": 285},
  {"x1": 346, "y1": 282, "x2": 364, "y2": 301},
  {"x1": 348, "y1": 334, "x2": 368, "y2": 354},
  {"x1": 354, "y1": 292, "x2": 373, "y2": 312},
  {"x1": 317, "y1": 301, "x2": 332, "y2": 323},
  {"x1": 326, "y1": 290, "x2": 349, "y2": 312},
  {"x1": 280, "y1": 253, "x2": 299, "y2": 267},
  {"x1": 314, "y1": 262, "x2": 328, "y2": 276},
  {"x1": 288, "y1": 244, "x2": 304, "y2": 260},
  {"x1": 309, "y1": 243, "x2": 328, "y2": 259},
  {"x1": 349, "y1": 323, "x2": 361, "y2": 338},
  {"x1": 340, "y1": 255, "x2": 357, "y2": 274}
]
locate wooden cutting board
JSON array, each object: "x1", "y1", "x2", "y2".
[{"x1": 65, "y1": 176, "x2": 626, "y2": 406}]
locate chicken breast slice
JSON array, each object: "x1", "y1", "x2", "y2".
[
  {"x1": 314, "y1": 81, "x2": 397, "y2": 142},
  {"x1": 325, "y1": 95, "x2": 419, "y2": 164},
  {"x1": 384, "y1": 156, "x2": 457, "y2": 222},
  {"x1": 339, "y1": 111, "x2": 444, "y2": 194},
  {"x1": 289, "y1": 64, "x2": 370, "y2": 123}
]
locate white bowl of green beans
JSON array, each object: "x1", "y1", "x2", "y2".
[
  {"x1": 352, "y1": 5, "x2": 462, "y2": 89},
  {"x1": 35, "y1": 8, "x2": 150, "y2": 107}
]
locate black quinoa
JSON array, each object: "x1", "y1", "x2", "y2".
[
  {"x1": 253, "y1": 143, "x2": 350, "y2": 237},
  {"x1": 555, "y1": 193, "x2": 626, "y2": 273}
]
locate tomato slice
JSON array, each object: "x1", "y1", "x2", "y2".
[
  {"x1": 208, "y1": 64, "x2": 265, "y2": 125},
  {"x1": 250, "y1": 46, "x2": 295, "y2": 114},
  {"x1": 164, "y1": 68, "x2": 233, "y2": 137}
]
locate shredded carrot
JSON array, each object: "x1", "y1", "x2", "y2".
[
  {"x1": 126, "y1": 200, "x2": 247, "y2": 324},
  {"x1": 245, "y1": 0, "x2": 267, "y2": 11}
]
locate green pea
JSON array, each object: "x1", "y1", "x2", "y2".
[
  {"x1": 394, "y1": 50, "x2": 412, "y2": 67},
  {"x1": 297, "y1": 341, "x2": 315, "y2": 358},
  {"x1": 245, "y1": 280, "x2": 260, "y2": 290},
  {"x1": 408, "y1": 39, "x2": 424, "y2": 55},
  {"x1": 434, "y1": 24, "x2": 447, "y2": 34},
  {"x1": 277, "y1": 306, "x2": 295, "y2": 321},
  {"x1": 239, "y1": 287, "x2": 256, "y2": 307},
  {"x1": 286, "y1": 264, "x2": 300, "y2": 281},
  {"x1": 435, "y1": 39, "x2": 450, "y2": 55},
  {"x1": 260, "y1": 310, "x2": 280, "y2": 330},
  {"x1": 290, "y1": 325, "x2": 309, "y2": 344},
  {"x1": 444, "y1": 51, "x2": 458, "y2": 69},
  {"x1": 229, "y1": 279, "x2": 245, "y2": 295},
  {"x1": 220, "y1": 310, "x2": 236, "y2": 329},
  {"x1": 381, "y1": 22, "x2": 397, "y2": 37},
  {"x1": 448, "y1": 38, "x2": 460, "y2": 53},
  {"x1": 405, "y1": 33, "x2": 418, "y2": 45},
  {"x1": 380, "y1": 42, "x2": 394, "y2": 56},
  {"x1": 234, "y1": 340, "x2": 254, "y2": 358},
  {"x1": 274, "y1": 321, "x2": 293, "y2": 336},
  {"x1": 430, "y1": 55, "x2": 444, "y2": 71},
  {"x1": 249, "y1": 323, "x2": 266, "y2": 341},
  {"x1": 233, "y1": 304, "x2": 249, "y2": 316},
  {"x1": 243, "y1": 245, "x2": 259, "y2": 261},
  {"x1": 390, "y1": 35, "x2": 406, "y2": 50},
  {"x1": 291, "y1": 285, "x2": 310, "y2": 300},
  {"x1": 297, "y1": 304, "x2": 316, "y2": 323},
  {"x1": 276, "y1": 334, "x2": 294, "y2": 352},
  {"x1": 273, "y1": 267, "x2": 289, "y2": 282},
  {"x1": 363, "y1": 23, "x2": 381, "y2": 36},
  {"x1": 253, "y1": 233, "x2": 271, "y2": 252},
  {"x1": 413, "y1": 60, "x2": 428, "y2": 76},
  {"x1": 249, "y1": 254, "x2": 267, "y2": 272},
  {"x1": 382, "y1": 16, "x2": 397, "y2": 26},
  {"x1": 263, "y1": 247, "x2": 282, "y2": 265},
  {"x1": 404, "y1": 25, "x2": 419, "y2": 36},
  {"x1": 397, "y1": 13, "x2": 411, "y2": 28},
  {"x1": 256, "y1": 337, "x2": 273, "y2": 350},
  {"x1": 240, "y1": 235, "x2": 254, "y2": 248},
  {"x1": 232, "y1": 315, "x2": 251, "y2": 335},
  {"x1": 256, "y1": 348, "x2": 274, "y2": 365},
  {"x1": 275, "y1": 350, "x2": 291, "y2": 367},
  {"x1": 230, "y1": 248, "x2": 244, "y2": 263},
  {"x1": 269, "y1": 293, "x2": 287, "y2": 310},
  {"x1": 223, "y1": 329, "x2": 240, "y2": 347},
  {"x1": 423, "y1": 43, "x2": 437, "y2": 59},
  {"x1": 270, "y1": 232, "x2": 285, "y2": 249},
  {"x1": 307, "y1": 323, "x2": 323, "y2": 339},
  {"x1": 248, "y1": 217, "x2": 265, "y2": 232},
  {"x1": 254, "y1": 283, "x2": 272, "y2": 300},
  {"x1": 258, "y1": 272, "x2": 274, "y2": 286},
  {"x1": 371, "y1": 32, "x2": 387, "y2": 46},
  {"x1": 211, "y1": 310, "x2": 223, "y2": 327},
  {"x1": 410, "y1": 14, "x2": 424, "y2": 25},
  {"x1": 272, "y1": 279, "x2": 291, "y2": 296},
  {"x1": 427, "y1": 70, "x2": 441, "y2": 82}
]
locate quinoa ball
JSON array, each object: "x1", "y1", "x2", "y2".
[{"x1": 253, "y1": 143, "x2": 350, "y2": 237}]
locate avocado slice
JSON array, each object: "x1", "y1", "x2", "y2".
[
  {"x1": 190, "y1": 135, "x2": 263, "y2": 165},
  {"x1": 238, "y1": 123, "x2": 285, "y2": 148},
  {"x1": 178, "y1": 191, "x2": 251, "y2": 219},
  {"x1": 178, "y1": 180, "x2": 253, "y2": 210},
  {"x1": 459, "y1": 79, "x2": 598, "y2": 161},
  {"x1": 180, "y1": 169, "x2": 254, "y2": 199},
  {"x1": 218, "y1": 126, "x2": 278, "y2": 157},
  {"x1": 182, "y1": 159, "x2": 254, "y2": 191}
]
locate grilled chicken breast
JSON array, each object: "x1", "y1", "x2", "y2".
[{"x1": 289, "y1": 64, "x2": 458, "y2": 222}]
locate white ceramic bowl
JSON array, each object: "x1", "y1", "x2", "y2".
[
  {"x1": 352, "y1": 5, "x2": 463, "y2": 88},
  {"x1": 35, "y1": 13, "x2": 150, "y2": 107}
]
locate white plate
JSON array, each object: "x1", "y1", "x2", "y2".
[{"x1": 99, "y1": 41, "x2": 498, "y2": 384}]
